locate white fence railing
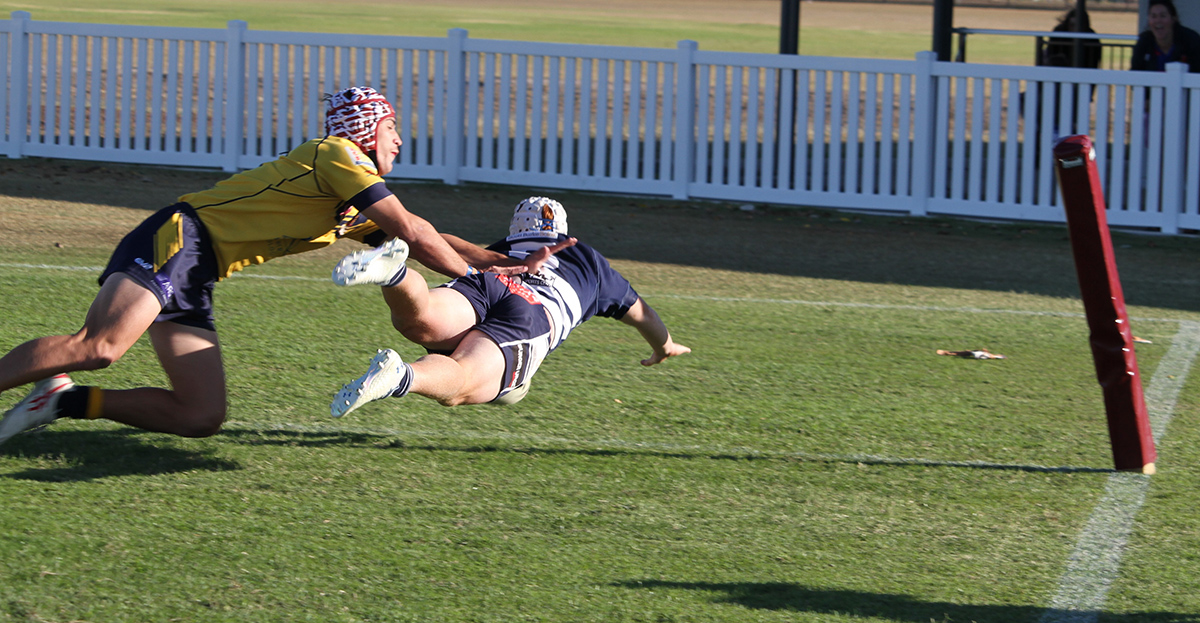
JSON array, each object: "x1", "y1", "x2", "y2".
[{"x1": 3, "y1": 12, "x2": 1198, "y2": 234}]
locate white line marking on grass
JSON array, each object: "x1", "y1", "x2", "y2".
[
  {"x1": 0, "y1": 262, "x2": 104, "y2": 272},
  {"x1": 1, "y1": 262, "x2": 1194, "y2": 324},
  {"x1": 1039, "y1": 320, "x2": 1200, "y2": 623},
  {"x1": 0, "y1": 262, "x2": 325, "y2": 281}
]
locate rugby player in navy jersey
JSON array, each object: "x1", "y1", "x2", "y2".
[
  {"x1": 0, "y1": 87, "x2": 554, "y2": 446},
  {"x1": 329, "y1": 196, "x2": 690, "y2": 415}
]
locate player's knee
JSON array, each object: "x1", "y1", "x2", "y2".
[
  {"x1": 396, "y1": 319, "x2": 439, "y2": 345},
  {"x1": 438, "y1": 395, "x2": 468, "y2": 407},
  {"x1": 75, "y1": 337, "x2": 125, "y2": 370},
  {"x1": 176, "y1": 406, "x2": 227, "y2": 437}
]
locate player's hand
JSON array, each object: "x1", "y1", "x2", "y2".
[
  {"x1": 523, "y1": 237, "x2": 577, "y2": 274},
  {"x1": 482, "y1": 238, "x2": 577, "y2": 276},
  {"x1": 641, "y1": 342, "x2": 691, "y2": 366}
]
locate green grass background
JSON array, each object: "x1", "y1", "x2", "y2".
[
  {"x1": 1, "y1": 156, "x2": 1199, "y2": 621},
  {"x1": 0, "y1": 0, "x2": 1107, "y2": 65},
  {"x1": 0, "y1": 2, "x2": 1195, "y2": 621}
]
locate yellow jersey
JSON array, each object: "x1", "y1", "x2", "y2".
[{"x1": 180, "y1": 136, "x2": 387, "y2": 279}]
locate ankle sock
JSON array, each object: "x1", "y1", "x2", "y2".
[
  {"x1": 382, "y1": 264, "x2": 408, "y2": 288},
  {"x1": 58, "y1": 386, "x2": 105, "y2": 419},
  {"x1": 389, "y1": 363, "x2": 415, "y2": 398}
]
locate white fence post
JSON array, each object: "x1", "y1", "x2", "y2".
[
  {"x1": 6, "y1": 11, "x2": 30, "y2": 159},
  {"x1": 1160, "y1": 62, "x2": 1186, "y2": 235},
  {"x1": 673, "y1": 40, "x2": 697, "y2": 200},
  {"x1": 444, "y1": 28, "x2": 467, "y2": 185},
  {"x1": 910, "y1": 51, "x2": 937, "y2": 217},
  {"x1": 223, "y1": 20, "x2": 246, "y2": 172}
]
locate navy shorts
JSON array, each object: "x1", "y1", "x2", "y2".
[
  {"x1": 99, "y1": 203, "x2": 220, "y2": 331},
  {"x1": 442, "y1": 273, "x2": 552, "y2": 403}
]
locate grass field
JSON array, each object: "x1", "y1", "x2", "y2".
[
  {"x1": 0, "y1": 0, "x2": 1138, "y2": 64},
  {"x1": 1, "y1": 157, "x2": 1199, "y2": 622}
]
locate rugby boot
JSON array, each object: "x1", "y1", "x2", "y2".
[{"x1": 0, "y1": 374, "x2": 75, "y2": 446}]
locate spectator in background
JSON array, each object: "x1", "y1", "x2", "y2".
[
  {"x1": 1040, "y1": 7, "x2": 1102, "y2": 69},
  {"x1": 1131, "y1": 0, "x2": 1200, "y2": 73}
]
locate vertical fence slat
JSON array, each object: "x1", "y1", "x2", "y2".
[
  {"x1": 897, "y1": 72, "x2": 913, "y2": 198},
  {"x1": 695, "y1": 64, "x2": 709, "y2": 184},
  {"x1": 968, "y1": 77, "x2": 985, "y2": 201},
  {"x1": 563, "y1": 57, "x2": 577, "y2": 177},
  {"x1": 862, "y1": 72, "x2": 877, "y2": 195},
  {"x1": 548, "y1": 56, "x2": 561, "y2": 175},
  {"x1": 482, "y1": 52, "x2": 496, "y2": 170},
  {"x1": 846, "y1": 72, "x2": 861, "y2": 195},
  {"x1": 881, "y1": 73, "x2": 895, "y2": 196},
  {"x1": 761, "y1": 68, "x2": 778, "y2": 190},
  {"x1": 984, "y1": 78, "x2": 1002, "y2": 202},
  {"x1": 609, "y1": 60, "x2": 623, "y2": 179},
  {"x1": 532, "y1": 55, "x2": 545, "y2": 174},
  {"x1": 745, "y1": 67, "x2": 759, "y2": 188},
  {"x1": 1187, "y1": 87, "x2": 1200, "y2": 221}
]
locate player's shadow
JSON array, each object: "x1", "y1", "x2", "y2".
[
  {"x1": 613, "y1": 580, "x2": 1200, "y2": 623},
  {"x1": 217, "y1": 427, "x2": 1112, "y2": 474},
  {"x1": 1, "y1": 429, "x2": 240, "y2": 482}
]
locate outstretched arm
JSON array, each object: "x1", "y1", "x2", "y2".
[
  {"x1": 362, "y1": 195, "x2": 472, "y2": 279},
  {"x1": 441, "y1": 233, "x2": 578, "y2": 275},
  {"x1": 618, "y1": 297, "x2": 691, "y2": 366}
]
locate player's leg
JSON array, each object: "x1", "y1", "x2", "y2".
[
  {"x1": 330, "y1": 329, "x2": 505, "y2": 417},
  {"x1": 95, "y1": 320, "x2": 226, "y2": 437},
  {"x1": 383, "y1": 279, "x2": 478, "y2": 350},
  {"x1": 0, "y1": 274, "x2": 162, "y2": 444},
  {"x1": 0, "y1": 273, "x2": 161, "y2": 394},
  {"x1": 332, "y1": 238, "x2": 477, "y2": 348},
  {"x1": 410, "y1": 330, "x2": 507, "y2": 406}
]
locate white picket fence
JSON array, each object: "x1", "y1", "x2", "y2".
[{"x1": 3, "y1": 12, "x2": 1199, "y2": 233}]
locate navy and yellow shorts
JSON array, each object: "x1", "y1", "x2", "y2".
[
  {"x1": 99, "y1": 203, "x2": 220, "y2": 331},
  {"x1": 441, "y1": 273, "x2": 552, "y2": 403}
]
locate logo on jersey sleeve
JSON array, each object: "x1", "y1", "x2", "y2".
[{"x1": 343, "y1": 145, "x2": 378, "y2": 173}]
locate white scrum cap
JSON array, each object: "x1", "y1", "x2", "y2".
[{"x1": 508, "y1": 196, "x2": 568, "y2": 240}]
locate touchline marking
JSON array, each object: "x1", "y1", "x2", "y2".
[
  {"x1": 1038, "y1": 320, "x2": 1200, "y2": 623},
  {"x1": 0, "y1": 262, "x2": 325, "y2": 281}
]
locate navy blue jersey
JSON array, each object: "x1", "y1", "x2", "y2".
[{"x1": 486, "y1": 234, "x2": 640, "y2": 349}]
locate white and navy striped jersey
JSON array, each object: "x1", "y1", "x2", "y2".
[{"x1": 486, "y1": 234, "x2": 640, "y2": 350}]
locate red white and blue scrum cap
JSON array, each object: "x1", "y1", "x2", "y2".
[
  {"x1": 325, "y1": 86, "x2": 396, "y2": 153},
  {"x1": 508, "y1": 196, "x2": 568, "y2": 240}
]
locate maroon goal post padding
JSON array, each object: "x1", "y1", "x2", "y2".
[{"x1": 1052, "y1": 135, "x2": 1156, "y2": 474}]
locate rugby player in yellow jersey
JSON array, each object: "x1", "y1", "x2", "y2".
[{"x1": 0, "y1": 86, "x2": 559, "y2": 446}]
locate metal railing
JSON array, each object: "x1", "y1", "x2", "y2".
[{"x1": 953, "y1": 28, "x2": 1138, "y2": 69}]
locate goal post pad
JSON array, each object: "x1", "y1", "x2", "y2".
[{"x1": 1052, "y1": 135, "x2": 1156, "y2": 474}]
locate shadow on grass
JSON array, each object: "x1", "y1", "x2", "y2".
[
  {"x1": 613, "y1": 580, "x2": 1200, "y2": 623},
  {"x1": 0, "y1": 429, "x2": 241, "y2": 482},
  {"x1": 217, "y1": 427, "x2": 1113, "y2": 474}
]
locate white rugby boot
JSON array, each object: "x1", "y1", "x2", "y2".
[
  {"x1": 332, "y1": 238, "x2": 409, "y2": 287},
  {"x1": 331, "y1": 349, "x2": 413, "y2": 418},
  {"x1": 0, "y1": 374, "x2": 75, "y2": 446}
]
